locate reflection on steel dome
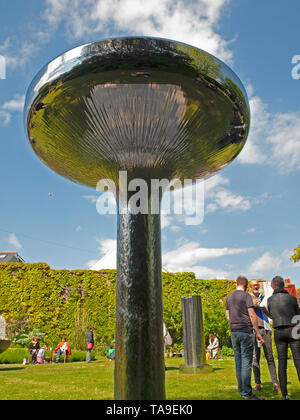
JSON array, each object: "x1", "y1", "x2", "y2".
[{"x1": 24, "y1": 37, "x2": 250, "y2": 188}]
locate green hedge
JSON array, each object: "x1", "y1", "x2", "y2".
[
  {"x1": 0, "y1": 263, "x2": 235, "y2": 350},
  {"x1": 0, "y1": 348, "x2": 94, "y2": 364}
]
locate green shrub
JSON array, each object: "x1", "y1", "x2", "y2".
[
  {"x1": 221, "y1": 346, "x2": 235, "y2": 357},
  {"x1": 0, "y1": 348, "x2": 95, "y2": 364},
  {"x1": 0, "y1": 348, "x2": 27, "y2": 364}
]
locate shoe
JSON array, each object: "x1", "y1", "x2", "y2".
[
  {"x1": 243, "y1": 394, "x2": 265, "y2": 400},
  {"x1": 273, "y1": 384, "x2": 281, "y2": 393},
  {"x1": 282, "y1": 395, "x2": 290, "y2": 400},
  {"x1": 255, "y1": 384, "x2": 262, "y2": 392}
]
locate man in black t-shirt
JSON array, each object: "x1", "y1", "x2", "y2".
[{"x1": 226, "y1": 276, "x2": 264, "y2": 400}]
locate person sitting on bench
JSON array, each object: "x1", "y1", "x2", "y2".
[{"x1": 55, "y1": 336, "x2": 71, "y2": 363}]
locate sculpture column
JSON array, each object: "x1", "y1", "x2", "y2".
[
  {"x1": 114, "y1": 190, "x2": 165, "y2": 400},
  {"x1": 180, "y1": 295, "x2": 212, "y2": 374}
]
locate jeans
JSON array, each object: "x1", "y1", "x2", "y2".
[
  {"x1": 231, "y1": 331, "x2": 254, "y2": 398},
  {"x1": 253, "y1": 329, "x2": 278, "y2": 385},
  {"x1": 86, "y1": 349, "x2": 92, "y2": 363},
  {"x1": 56, "y1": 349, "x2": 66, "y2": 362},
  {"x1": 274, "y1": 327, "x2": 300, "y2": 397}
]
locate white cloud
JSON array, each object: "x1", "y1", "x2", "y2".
[
  {"x1": 183, "y1": 265, "x2": 231, "y2": 279},
  {"x1": 7, "y1": 233, "x2": 22, "y2": 250},
  {"x1": 1, "y1": 94, "x2": 25, "y2": 112},
  {"x1": 248, "y1": 251, "x2": 282, "y2": 275},
  {"x1": 213, "y1": 189, "x2": 251, "y2": 212},
  {"x1": 162, "y1": 241, "x2": 249, "y2": 278},
  {"x1": 161, "y1": 213, "x2": 172, "y2": 229},
  {"x1": 238, "y1": 93, "x2": 300, "y2": 172},
  {"x1": 0, "y1": 110, "x2": 11, "y2": 126},
  {"x1": 0, "y1": 94, "x2": 25, "y2": 126},
  {"x1": 267, "y1": 111, "x2": 300, "y2": 172},
  {"x1": 87, "y1": 238, "x2": 116, "y2": 269},
  {"x1": 87, "y1": 238, "x2": 242, "y2": 278},
  {"x1": 170, "y1": 225, "x2": 181, "y2": 233},
  {"x1": 163, "y1": 241, "x2": 249, "y2": 266},
  {"x1": 0, "y1": 38, "x2": 38, "y2": 69},
  {"x1": 282, "y1": 248, "x2": 300, "y2": 268},
  {"x1": 204, "y1": 174, "x2": 251, "y2": 213},
  {"x1": 44, "y1": 0, "x2": 233, "y2": 62},
  {"x1": 238, "y1": 95, "x2": 269, "y2": 165},
  {"x1": 247, "y1": 227, "x2": 256, "y2": 233}
]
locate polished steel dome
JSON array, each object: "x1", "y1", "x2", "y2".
[{"x1": 24, "y1": 37, "x2": 250, "y2": 188}]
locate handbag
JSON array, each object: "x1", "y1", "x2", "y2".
[{"x1": 87, "y1": 343, "x2": 94, "y2": 350}]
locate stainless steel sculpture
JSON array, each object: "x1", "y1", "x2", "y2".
[
  {"x1": 180, "y1": 295, "x2": 212, "y2": 374},
  {"x1": 24, "y1": 37, "x2": 250, "y2": 400}
]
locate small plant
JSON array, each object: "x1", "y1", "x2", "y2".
[
  {"x1": 221, "y1": 346, "x2": 235, "y2": 357},
  {"x1": 13, "y1": 329, "x2": 46, "y2": 347}
]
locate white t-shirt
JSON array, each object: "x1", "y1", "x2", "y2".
[
  {"x1": 259, "y1": 296, "x2": 272, "y2": 331},
  {"x1": 60, "y1": 343, "x2": 68, "y2": 352}
]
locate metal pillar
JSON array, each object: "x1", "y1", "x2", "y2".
[{"x1": 180, "y1": 295, "x2": 212, "y2": 374}]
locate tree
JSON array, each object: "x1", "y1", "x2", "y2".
[{"x1": 291, "y1": 245, "x2": 300, "y2": 263}]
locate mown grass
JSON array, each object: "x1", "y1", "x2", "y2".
[{"x1": 0, "y1": 357, "x2": 299, "y2": 400}]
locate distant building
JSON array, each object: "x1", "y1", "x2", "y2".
[
  {"x1": 296, "y1": 289, "x2": 300, "y2": 307},
  {"x1": 284, "y1": 278, "x2": 297, "y2": 298},
  {"x1": 0, "y1": 252, "x2": 25, "y2": 263}
]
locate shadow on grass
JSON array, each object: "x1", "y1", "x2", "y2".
[
  {"x1": 261, "y1": 380, "x2": 300, "y2": 400},
  {"x1": 166, "y1": 366, "x2": 225, "y2": 373},
  {"x1": 0, "y1": 367, "x2": 26, "y2": 372}
]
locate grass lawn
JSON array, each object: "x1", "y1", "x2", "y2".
[{"x1": 0, "y1": 357, "x2": 299, "y2": 400}]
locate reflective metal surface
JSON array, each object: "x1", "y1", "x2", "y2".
[
  {"x1": 180, "y1": 295, "x2": 212, "y2": 374},
  {"x1": 24, "y1": 37, "x2": 250, "y2": 400},
  {"x1": 25, "y1": 37, "x2": 250, "y2": 188},
  {"x1": 115, "y1": 208, "x2": 165, "y2": 399}
]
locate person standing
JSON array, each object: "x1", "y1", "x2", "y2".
[
  {"x1": 248, "y1": 280, "x2": 280, "y2": 393},
  {"x1": 226, "y1": 276, "x2": 264, "y2": 400},
  {"x1": 266, "y1": 276, "x2": 300, "y2": 400},
  {"x1": 86, "y1": 326, "x2": 94, "y2": 363}
]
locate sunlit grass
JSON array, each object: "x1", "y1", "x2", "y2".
[{"x1": 0, "y1": 357, "x2": 299, "y2": 400}]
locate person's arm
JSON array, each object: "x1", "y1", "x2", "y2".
[
  {"x1": 225, "y1": 310, "x2": 230, "y2": 322},
  {"x1": 248, "y1": 307, "x2": 264, "y2": 344},
  {"x1": 212, "y1": 339, "x2": 219, "y2": 350}
]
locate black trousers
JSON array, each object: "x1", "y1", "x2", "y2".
[
  {"x1": 253, "y1": 329, "x2": 278, "y2": 385},
  {"x1": 274, "y1": 327, "x2": 300, "y2": 396}
]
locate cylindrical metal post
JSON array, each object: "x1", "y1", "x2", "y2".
[
  {"x1": 180, "y1": 295, "x2": 212, "y2": 374},
  {"x1": 114, "y1": 196, "x2": 165, "y2": 400}
]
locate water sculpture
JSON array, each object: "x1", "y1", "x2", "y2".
[{"x1": 24, "y1": 37, "x2": 250, "y2": 399}]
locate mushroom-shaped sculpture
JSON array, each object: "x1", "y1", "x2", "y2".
[{"x1": 24, "y1": 37, "x2": 250, "y2": 400}]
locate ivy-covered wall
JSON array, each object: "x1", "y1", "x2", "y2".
[{"x1": 0, "y1": 263, "x2": 235, "y2": 350}]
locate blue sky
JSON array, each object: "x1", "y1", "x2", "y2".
[{"x1": 0, "y1": 0, "x2": 299, "y2": 287}]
